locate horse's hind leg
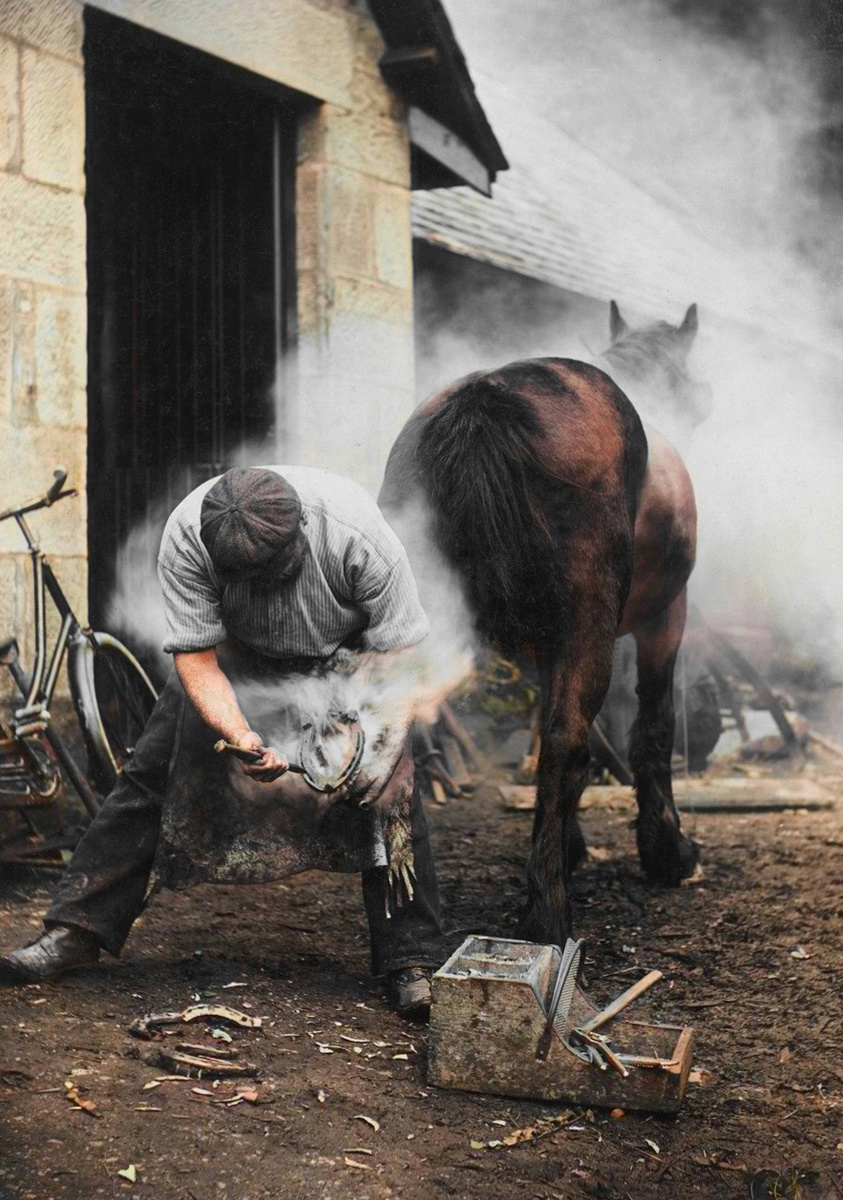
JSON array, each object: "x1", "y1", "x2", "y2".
[
  {"x1": 520, "y1": 618, "x2": 616, "y2": 947},
  {"x1": 630, "y1": 589, "x2": 700, "y2": 884}
]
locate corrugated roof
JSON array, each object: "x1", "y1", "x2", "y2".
[{"x1": 412, "y1": 81, "x2": 826, "y2": 350}]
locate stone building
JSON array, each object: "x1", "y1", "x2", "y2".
[{"x1": 0, "y1": 0, "x2": 505, "y2": 666}]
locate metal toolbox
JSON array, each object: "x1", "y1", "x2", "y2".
[{"x1": 429, "y1": 936, "x2": 694, "y2": 1113}]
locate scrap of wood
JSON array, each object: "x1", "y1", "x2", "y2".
[
  {"x1": 439, "y1": 702, "x2": 484, "y2": 768},
  {"x1": 590, "y1": 716, "x2": 634, "y2": 785},
  {"x1": 673, "y1": 776, "x2": 835, "y2": 812},
  {"x1": 439, "y1": 734, "x2": 471, "y2": 788},
  {"x1": 501, "y1": 784, "x2": 540, "y2": 810},
  {"x1": 63, "y1": 1079, "x2": 101, "y2": 1117},
  {"x1": 704, "y1": 626, "x2": 797, "y2": 746},
  {"x1": 578, "y1": 971, "x2": 663, "y2": 1033},
  {"x1": 501, "y1": 777, "x2": 835, "y2": 814},
  {"x1": 807, "y1": 728, "x2": 843, "y2": 760},
  {"x1": 430, "y1": 778, "x2": 447, "y2": 805},
  {"x1": 154, "y1": 1049, "x2": 256, "y2": 1077},
  {"x1": 175, "y1": 1042, "x2": 238, "y2": 1059}
]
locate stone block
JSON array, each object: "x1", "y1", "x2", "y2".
[
  {"x1": 0, "y1": 418, "x2": 86, "y2": 556},
  {"x1": 295, "y1": 160, "x2": 328, "y2": 276},
  {"x1": 88, "y1": 0, "x2": 354, "y2": 106},
  {"x1": 21, "y1": 48, "x2": 84, "y2": 191},
  {"x1": 0, "y1": 171, "x2": 85, "y2": 288},
  {"x1": 296, "y1": 107, "x2": 328, "y2": 170},
  {"x1": 331, "y1": 274, "x2": 412, "y2": 330},
  {"x1": 348, "y1": 7, "x2": 387, "y2": 83},
  {"x1": 0, "y1": 280, "x2": 83, "y2": 429},
  {"x1": 322, "y1": 105, "x2": 409, "y2": 190},
  {"x1": 296, "y1": 268, "x2": 332, "y2": 349},
  {"x1": 35, "y1": 288, "x2": 86, "y2": 426},
  {"x1": 0, "y1": 35, "x2": 20, "y2": 171},
  {"x1": 372, "y1": 184, "x2": 412, "y2": 290},
  {"x1": 320, "y1": 81, "x2": 409, "y2": 188},
  {"x1": 326, "y1": 167, "x2": 374, "y2": 280},
  {"x1": 0, "y1": 275, "x2": 14, "y2": 423},
  {"x1": 297, "y1": 268, "x2": 413, "y2": 384},
  {"x1": 0, "y1": 554, "x2": 29, "y2": 648},
  {"x1": 2, "y1": 0, "x2": 83, "y2": 63},
  {"x1": 9, "y1": 278, "x2": 37, "y2": 426}
]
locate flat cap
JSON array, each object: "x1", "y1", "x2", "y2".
[{"x1": 200, "y1": 468, "x2": 303, "y2": 578}]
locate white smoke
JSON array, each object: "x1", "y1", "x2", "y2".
[
  {"x1": 415, "y1": 0, "x2": 843, "y2": 694},
  {"x1": 106, "y1": 444, "x2": 478, "y2": 737}
]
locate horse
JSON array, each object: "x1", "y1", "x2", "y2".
[
  {"x1": 602, "y1": 300, "x2": 712, "y2": 447},
  {"x1": 592, "y1": 302, "x2": 720, "y2": 773},
  {"x1": 378, "y1": 303, "x2": 703, "y2": 947}
]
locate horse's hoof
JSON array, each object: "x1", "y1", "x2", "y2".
[
  {"x1": 677, "y1": 832, "x2": 701, "y2": 877},
  {"x1": 639, "y1": 824, "x2": 700, "y2": 887}
]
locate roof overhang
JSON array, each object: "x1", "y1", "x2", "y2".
[{"x1": 367, "y1": 0, "x2": 508, "y2": 194}]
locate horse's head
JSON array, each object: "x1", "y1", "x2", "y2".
[{"x1": 602, "y1": 301, "x2": 713, "y2": 440}]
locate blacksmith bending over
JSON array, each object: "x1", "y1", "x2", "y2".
[{"x1": 0, "y1": 467, "x2": 443, "y2": 1016}]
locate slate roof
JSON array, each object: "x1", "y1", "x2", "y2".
[{"x1": 411, "y1": 80, "x2": 825, "y2": 349}]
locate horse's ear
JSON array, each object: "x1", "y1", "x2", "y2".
[
  {"x1": 609, "y1": 300, "x2": 628, "y2": 342},
  {"x1": 678, "y1": 303, "x2": 698, "y2": 341}
]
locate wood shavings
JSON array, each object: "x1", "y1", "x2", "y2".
[
  {"x1": 353, "y1": 1114, "x2": 380, "y2": 1132},
  {"x1": 63, "y1": 1079, "x2": 101, "y2": 1118}
]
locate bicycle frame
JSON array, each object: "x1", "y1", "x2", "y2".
[
  {"x1": 8, "y1": 503, "x2": 86, "y2": 730},
  {"x1": 0, "y1": 476, "x2": 103, "y2": 817}
]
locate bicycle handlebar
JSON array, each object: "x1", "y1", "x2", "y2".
[
  {"x1": 46, "y1": 467, "x2": 68, "y2": 503},
  {"x1": 0, "y1": 466, "x2": 78, "y2": 525}
]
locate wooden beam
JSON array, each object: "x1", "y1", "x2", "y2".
[
  {"x1": 380, "y1": 45, "x2": 439, "y2": 73},
  {"x1": 407, "y1": 106, "x2": 492, "y2": 197}
]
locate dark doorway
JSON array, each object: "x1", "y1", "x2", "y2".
[{"x1": 84, "y1": 9, "x2": 303, "y2": 627}]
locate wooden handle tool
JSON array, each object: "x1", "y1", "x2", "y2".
[
  {"x1": 578, "y1": 969, "x2": 663, "y2": 1034},
  {"x1": 213, "y1": 739, "x2": 305, "y2": 773}
]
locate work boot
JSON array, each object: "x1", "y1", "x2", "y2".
[
  {"x1": 385, "y1": 966, "x2": 432, "y2": 1020},
  {"x1": 0, "y1": 924, "x2": 100, "y2": 984}
]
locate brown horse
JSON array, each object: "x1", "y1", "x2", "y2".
[
  {"x1": 379, "y1": 308, "x2": 701, "y2": 946},
  {"x1": 602, "y1": 300, "x2": 712, "y2": 445}
]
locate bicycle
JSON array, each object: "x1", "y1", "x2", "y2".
[{"x1": 0, "y1": 468, "x2": 159, "y2": 865}]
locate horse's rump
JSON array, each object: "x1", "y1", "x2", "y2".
[{"x1": 380, "y1": 359, "x2": 648, "y2": 653}]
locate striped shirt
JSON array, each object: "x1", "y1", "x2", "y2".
[{"x1": 157, "y1": 466, "x2": 429, "y2": 658}]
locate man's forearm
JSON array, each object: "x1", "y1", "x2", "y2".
[{"x1": 173, "y1": 649, "x2": 251, "y2": 741}]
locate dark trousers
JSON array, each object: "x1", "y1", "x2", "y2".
[{"x1": 46, "y1": 684, "x2": 444, "y2": 975}]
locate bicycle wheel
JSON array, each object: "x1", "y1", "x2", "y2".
[{"x1": 69, "y1": 632, "x2": 159, "y2": 794}]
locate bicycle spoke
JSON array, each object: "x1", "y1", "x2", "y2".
[{"x1": 87, "y1": 639, "x2": 157, "y2": 781}]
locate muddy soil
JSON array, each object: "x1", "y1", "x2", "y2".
[{"x1": 1, "y1": 754, "x2": 842, "y2": 1200}]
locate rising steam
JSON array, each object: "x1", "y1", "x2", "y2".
[
  {"x1": 419, "y1": 0, "x2": 843, "y2": 693},
  {"x1": 107, "y1": 470, "x2": 478, "y2": 751}
]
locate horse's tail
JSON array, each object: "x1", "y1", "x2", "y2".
[{"x1": 414, "y1": 376, "x2": 568, "y2": 650}]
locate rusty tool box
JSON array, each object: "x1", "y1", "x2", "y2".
[{"x1": 428, "y1": 936, "x2": 694, "y2": 1113}]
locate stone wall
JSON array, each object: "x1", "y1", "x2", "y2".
[
  {"x1": 0, "y1": 0, "x2": 87, "y2": 695},
  {"x1": 293, "y1": 5, "x2": 415, "y2": 491},
  {"x1": 0, "y1": 0, "x2": 417, "y2": 696}
]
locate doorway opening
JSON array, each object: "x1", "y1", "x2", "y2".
[{"x1": 84, "y1": 8, "x2": 303, "y2": 630}]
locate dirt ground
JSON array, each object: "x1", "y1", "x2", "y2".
[{"x1": 1, "y1": 746, "x2": 842, "y2": 1200}]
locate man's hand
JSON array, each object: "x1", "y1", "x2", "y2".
[
  {"x1": 231, "y1": 730, "x2": 290, "y2": 783},
  {"x1": 174, "y1": 650, "x2": 289, "y2": 784}
]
